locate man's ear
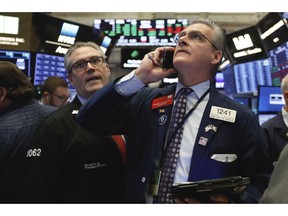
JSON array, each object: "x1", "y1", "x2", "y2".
[
  {"x1": 0, "y1": 87, "x2": 7, "y2": 102},
  {"x1": 42, "y1": 91, "x2": 50, "y2": 99},
  {"x1": 67, "y1": 73, "x2": 74, "y2": 87},
  {"x1": 211, "y1": 50, "x2": 223, "y2": 65}
]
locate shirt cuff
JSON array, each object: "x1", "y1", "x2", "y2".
[{"x1": 114, "y1": 70, "x2": 145, "y2": 96}]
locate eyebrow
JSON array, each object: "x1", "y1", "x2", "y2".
[{"x1": 178, "y1": 30, "x2": 203, "y2": 37}]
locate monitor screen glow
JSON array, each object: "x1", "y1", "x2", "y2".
[
  {"x1": 257, "y1": 85, "x2": 284, "y2": 113},
  {"x1": 0, "y1": 49, "x2": 31, "y2": 77}
]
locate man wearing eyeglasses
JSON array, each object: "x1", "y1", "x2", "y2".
[
  {"x1": 21, "y1": 42, "x2": 125, "y2": 203},
  {"x1": 76, "y1": 17, "x2": 273, "y2": 204},
  {"x1": 41, "y1": 76, "x2": 70, "y2": 108}
]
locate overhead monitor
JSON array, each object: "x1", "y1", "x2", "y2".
[
  {"x1": 257, "y1": 85, "x2": 284, "y2": 114},
  {"x1": 121, "y1": 47, "x2": 152, "y2": 69},
  {"x1": 268, "y1": 41, "x2": 288, "y2": 86},
  {"x1": 32, "y1": 13, "x2": 115, "y2": 58},
  {"x1": 226, "y1": 25, "x2": 268, "y2": 64},
  {"x1": 222, "y1": 65, "x2": 237, "y2": 96},
  {"x1": 257, "y1": 12, "x2": 288, "y2": 51},
  {"x1": 94, "y1": 18, "x2": 188, "y2": 46},
  {"x1": 233, "y1": 58, "x2": 272, "y2": 95},
  {"x1": 33, "y1": 52, "x2": 75, "y2": 95},
  {"x1": 0, "y1": 13, "x2": 32, "y2": 51},
  {"x1": 0, "y1": 49, "x2": 31, "y2": 77}
]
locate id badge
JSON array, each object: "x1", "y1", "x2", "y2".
[{"x1": 148, "y1": 169, "x2": 162, "y2": 196}]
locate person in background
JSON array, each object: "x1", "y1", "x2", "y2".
[
  {"x1": 261, "y1": 74, "x2": 288, "y2": 164},
  {"x1": 259, "y1": 142, "x2": 288, "y2": 203},
  {"x1": 20, "y1": 42, "x2": 125, "y2": 203},
  {"x1": 41, "y1": 76, "x2": 70, "y2": 108},
  {"x1": 76, "y1": 17, "x2": 273, "y2": 203},
  {"x1": 0, "y1": 61, "x2": 57, "y2": 202}
]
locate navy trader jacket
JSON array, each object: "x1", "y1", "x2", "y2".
[
  {"x1": 261, "y1": 111, "x2": 288, "y2": 163},
  {"x1": 77, "y1": 81, "x2": 273, "y2": 203},
  {"x1": 21, "y1": 96, "x2": 125, "y2": 203}
]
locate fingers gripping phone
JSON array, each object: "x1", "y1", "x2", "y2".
[{"x1": 162, "y1": 50, "x2": 174, "y2": 69}]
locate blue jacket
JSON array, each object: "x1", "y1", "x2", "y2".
[{"x1": 77, "y1": 81, "x2": 273, "y2": 203}]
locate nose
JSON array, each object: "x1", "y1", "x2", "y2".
[
  {"x1": 87, "y1": 61, "x2": 94, "y2": 68},
  {"x1": 86, "y1": 62, "x2": 95, "y2": 72},
  {"x1": 177, "y1": 35, "x2": 188, "y2": 46}
]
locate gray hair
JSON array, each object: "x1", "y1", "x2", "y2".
[
  {"x1": 190, "y1": 17, "x2": 226, "y2": 53},
  {"x1": 64, "y1": 41, "x2": 106, "y2": 73},
  {"x1": 190, "y1": 17, "x2": 226, "y2": 73}
]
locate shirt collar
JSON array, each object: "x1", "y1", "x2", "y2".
[
  {"x1": 77, "y1": 94, "x2": 87, "y2": 105},
  {"x1": 176, "y1": 80, "x2": 210, "y2": 99}
]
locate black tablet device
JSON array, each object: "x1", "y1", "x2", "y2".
[{"x1": 171, "y1": 176, "x2": 250, "y2": 202}]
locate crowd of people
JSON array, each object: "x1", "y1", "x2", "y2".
[{"x1": 0, "y1": 16, "x2": 287, "y2": 204}]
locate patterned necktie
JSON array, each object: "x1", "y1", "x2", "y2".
[{"x1": 154, "y1": 87, "x2": 192, "y2": 203}]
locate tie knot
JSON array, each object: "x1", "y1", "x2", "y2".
[{"x1": 176, "y1": 88, "x2": 193, "y2": 98}]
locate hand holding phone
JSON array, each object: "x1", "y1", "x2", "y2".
[{"x1": 162, "y1": 50, "x2": 174, "y2": 69}]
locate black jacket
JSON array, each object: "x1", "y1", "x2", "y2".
[
  {"x1": 261, "y1": 111, "x2": 288, "y2": 163},
  {"x1": 20, "y1": 96, "x2": 125, "y2": 203}
]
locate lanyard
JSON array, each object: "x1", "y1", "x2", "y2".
[{"x1": 162, "y1": 87, "x2": 210, "y2": 154}]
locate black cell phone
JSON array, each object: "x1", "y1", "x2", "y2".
[{"x1": 162, "y1": 50, "x2": 174, "y2": 69}]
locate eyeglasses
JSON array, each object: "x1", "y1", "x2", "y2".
[
  {"x1": 174, "y1": 31, "x2": 218, "y2": 50},
  {"x1": 50, "y1": 92, "x2": 70, "y2": 102},
  {"x1": 70, "y1": 56, "x2": 105, "y2": 73}
]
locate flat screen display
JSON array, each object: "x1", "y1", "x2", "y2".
[
  {"x1": 32, "y1": 13, "x2": 114, "y2": 58},
  {"x1": 226, "y1": 25, "x2": 268, "y2": 64},
  {"x1": 257, "y1": 12, "x2": 288, "y2": 51},
  {"x1": 94, "y1": 18, "x2": 188, "y2": 46},
  {"x1": 233, "y1": 58, "x2": 272, "y2": 94},
  {"x1": 0, "y1": 49, "x2": 31, "y2": 77},
  {"x1": 33, "y1": 52, "x2": 75, "y2": 93},
  {"x1": 222, "y1": 65, "x2": 237, "y2": 96},
  {"x1": 121, "y1": 47, "x2": 152, "y2": 69},
  {"x1": 257, "y1": 85, "x2": 284, "y2": 113},
  {"x1": 268, "y1": 41, "x2": 288, "y2": 86}
]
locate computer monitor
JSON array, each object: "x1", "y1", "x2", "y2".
[
  {"x1": 226, "y1": 25, "x2": 268, "y2": 64},
  {"x1": 233, "y1": 58, "x2": 272, "y2": 95},
  {"x1": 94, "y1": 18, "x2": 188, "y2": 47},
  {"x1": 121, "y1": 47, "x2": 152, "y2": 69},
  {"x1": 257, "y1": 12, "x2": 288, "y2": 51},
  {"x1": 257, "y1": 85, "x2": 284, "y2": 114},
  {"x1": 0, "y1": 49, "x2": 31, "y2": 77},
  {"x1": 33, "y1": 52, "x2": 76, "y2": 98},
  {"x1": 268, "y1": 41, "x2": 288, "y2": 86}
]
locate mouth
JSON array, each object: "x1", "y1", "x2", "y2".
[
  {"x1": 86, "y1": 75, "x2": 101, "y2": 83},
  {"x1": 175, "y1": 49, "x2": 189, "y2": 55}
]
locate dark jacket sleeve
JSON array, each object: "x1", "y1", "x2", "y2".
[{"x1": 77, "y1": 82, "x2": 132, "y2": 134}]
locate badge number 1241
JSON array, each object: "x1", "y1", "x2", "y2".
[{"x1": 209, "y1": 106, "x2": 236, "y2": 123}]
